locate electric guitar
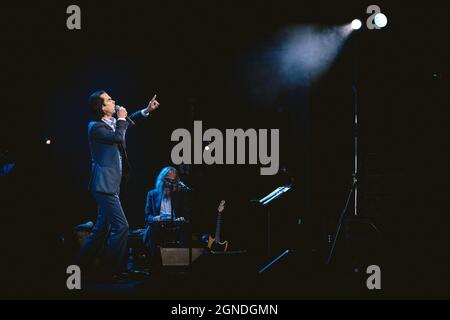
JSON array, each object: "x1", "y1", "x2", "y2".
[{"x1": 207, "y1": 200, "x2": 228, "y2": 252}]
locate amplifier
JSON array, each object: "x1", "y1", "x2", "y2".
[{"x1": 160, "y1": 247, "x2": 205, "y2": 266}]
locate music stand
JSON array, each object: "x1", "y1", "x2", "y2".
[{"x1": 254, "y1": 184, "x2": 292, "y2": 261}]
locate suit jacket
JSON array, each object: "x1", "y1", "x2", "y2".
[
  {"x1": 88, "y1": 110, "x2": 146, "y2": 195},
  {"x1": 145, "y1": 189, "x2": 190, "y2": 224}
]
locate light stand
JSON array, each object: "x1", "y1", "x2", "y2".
[{"x1": 326, "y1": 33, "x2": 359, "y2": 265}]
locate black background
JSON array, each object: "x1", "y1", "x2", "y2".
[{"x1": 0, "y1": 0, "x2": 448, "y2": 298}]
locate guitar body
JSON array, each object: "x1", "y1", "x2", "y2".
[
  {"x1": 207, "y1": 200, "x2": 228, "y2": 252},
  {"x1": 207, "y1": 235, "x2": 228, "y2": 252}
]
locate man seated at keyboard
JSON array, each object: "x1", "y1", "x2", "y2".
[{"x1": 143, "y1": 166, "x2": 190, "y2": 264}]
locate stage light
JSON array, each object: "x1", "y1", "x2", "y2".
[
  {"x1": 351, "y1": 19, "x2": 362, "y2": 30},
  {"x1": 374, "y1": 13, "x2": 388, "y2": 28},
  {"x1": 46, "y1": 139, "x2": 51, "y2": 145}
]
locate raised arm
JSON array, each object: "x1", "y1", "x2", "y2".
[{"x1": 130, "y1": 94, "x2": 160, "y2": 122}]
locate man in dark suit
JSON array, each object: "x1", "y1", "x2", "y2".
[{"x1": 78, "y1": 90, "x2": 160, "y2": 280}]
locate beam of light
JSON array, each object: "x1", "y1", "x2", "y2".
[
  {"x1": 278, "y1": 25, "x2": 350, "y2": 87},
  {"x1": 241, "y1": 24, "x2": 353, "y2": 107},
  {"x1": 351, "y1": 19, "x2": 362, "y2": 30},
  {"x1": 374, "y1": 13, "x2": 388, "y2": 28}
]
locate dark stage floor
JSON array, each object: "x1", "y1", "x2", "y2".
[{"x1": 58, "y1": 250, "x2": 446, "y2": 300}]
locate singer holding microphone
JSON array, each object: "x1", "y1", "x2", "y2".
[{"x1": 78, "y1": 90, "x2": 160, "y2": 281}]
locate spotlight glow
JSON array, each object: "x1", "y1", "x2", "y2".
[
  {"x1": 46, "y1": 139, "x2": 51, "y2": 145},
  {"x1": 351, "y1": 19, "x2": 362, "y2": 30},
  {"x1": 374, "y1": 13, "x2": 388, "y2": 28}
]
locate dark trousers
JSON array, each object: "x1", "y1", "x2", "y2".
[{"x1": 78, "y1": 192, "x2": 129, "y2": 277}]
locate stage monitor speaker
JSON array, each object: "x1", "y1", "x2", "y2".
[{"x1": 160, "y1": 247, "x2": 204, "y2": 266}]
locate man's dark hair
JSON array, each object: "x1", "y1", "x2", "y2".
[{"x1": 89, "y1": 90, "x2": 106, "y2": 119}]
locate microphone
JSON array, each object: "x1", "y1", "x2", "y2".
[
  {"x1": 164, "y1": 178, "x2": 192, "y2": 191},
  {"x1": 178, "y1": 180, "x2": 192, "y2": 191},
  {"x1": 115, "y1": 105, "x2": 135, "y2": 126}
]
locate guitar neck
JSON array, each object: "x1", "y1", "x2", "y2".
[{"x1": 215, "y1": 212, "x2": 222, "y2": 242}]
